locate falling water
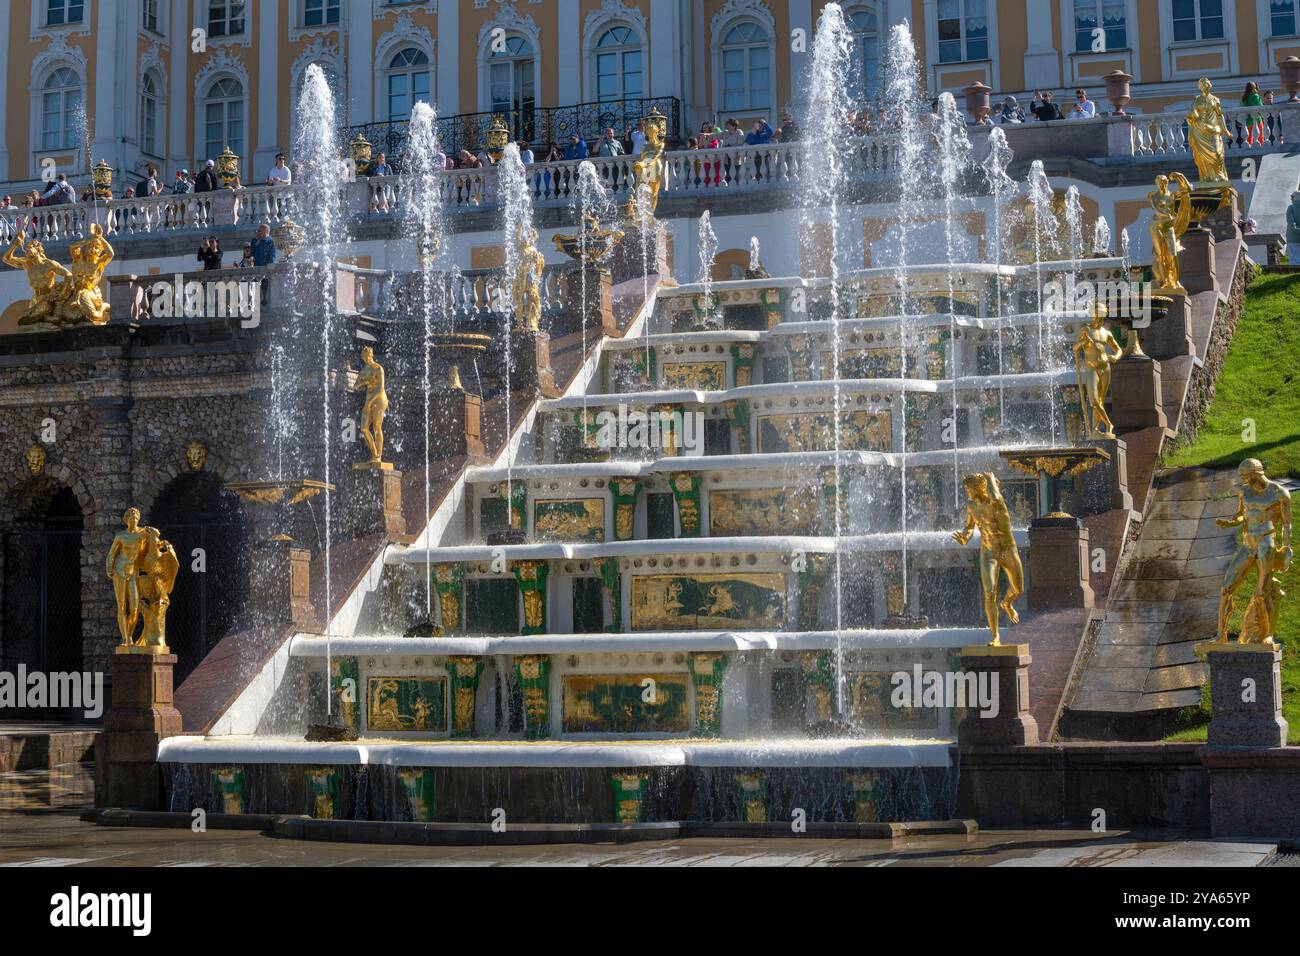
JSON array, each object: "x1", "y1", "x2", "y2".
[
  {"x1": 498, "y1": 143, "x2": 534, "y2": 506},
  {"x1": 574, "y1": 161, "x2": 614, "y2": 405},
  {"x1": 935, "y1": 93, "x2": 972, "y2": 508},
  {"x1": 883, "y1": 20, "x2": 929, "y2": 638},
  {"x1": 798, "y1": 2, "x2": 853, "y2": 715},
  {"x1": 399, "y1": 101, "x2": 447, "y2": 621},
  {"x1": 1026, "y1": 160, "x2": 1060, "y2": 444},
  {"x1": 294, "y1": 63, "x2": 347, "y2": 708},
  {"x1": 982, "y1": 127, "x2": 1018, "y2": 428},
  {"x1": 697, "y1": 210, "x2": 718, "y2": 328},
  {"x1": 1092, "y1": 216, "x2": 1112, "y2": 257}
]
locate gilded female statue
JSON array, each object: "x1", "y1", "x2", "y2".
[
  {"x1": 1214, "y1": 459, "x2": 1293, "y2": 644},
  {"x1": 952, "y1": 473, "x2": 1024, "y2": 645},
  {"x1": 135, "y1": 527, "x2": 180, "y2": 649},
  {"x1": 1187, "y1": 77, "x2": 1232, "y2": 184},
  {"x1": 511, "y1": 223, "x2": 545, "y2": 333},
  {"x1": 59, "y1": 223, "x2": 114, "y2": 325},
  {"x1": 1072, "y1": 301, "x2": 1124, "y2": 438},
  {"x1": 353, "y1": 346, "x2": 389, "y2": 466},
  {"x1": 627, "y1": 109, "x2": 667, "y2": 221},
  {"x1": 1148, "y1": 172, "x2": 1193, "y2": 295}
]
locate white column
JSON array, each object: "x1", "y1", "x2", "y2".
[
  {"x1": 252, "y1": 0, "x2": 279, "y2": 178},
  {"x1": 346, "y1": 0, "x2": 372, "y2": 126},
  {"x1": 168, "y1": 0, "x2": 189, "y2": 170},
  {"x1": 437, "y1": 0, "x2": 459, "y2": 117},
  {"x1": 557, "y1": 0, "x2": 581, "y2": 103},
  {"x1": 92, "y1": 0, "x2": 122, "y2": 171},
  {"x1": 118, "y1": 0, "x2": 141, "y2": 174},
  {"x1": 1024, "y1": 0, "x2": 1061, "y2": 90},
  {"x1": 788, "y1": 0, "x2": 813, "y2": 113},
  {"x1": 0, "y1": 0, "x2": 12, "y2": 179},
  {"x1": 648, "y1": 0, "x2": 679, "y2": 99}
]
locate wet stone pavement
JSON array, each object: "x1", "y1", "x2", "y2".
[{"x1": 0, "y1": 764, "x2": 1276, "y2": 867}]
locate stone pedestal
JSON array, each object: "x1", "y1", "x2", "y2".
[
  {"x1": 1204, "y1": 643, "x2": 1288, "y2": 747},
  {"x1": 1075, "y1": 438, "x2": 1133, "y2": 515},
  {"x1": 1178, "y1": 228, "x2": 1218, "y2": 296},
  {"x1": 510, "y1": 329, "x2": 560, "y2": 398},
  {"x1": 345, "y1": 464, "x2": 405, "y2": 537},
  {"x1": 427, "y1": 387, "x2": 487, "y2": 460},
  {"x1": 564, "y1": 265, "x2": 617, "y2": 338},
  {"x1": 958, "y1": 644, "x2": 1038, "y2": 746},
  {"x1": 610, "y1": 219, "x2": 671, "y2": 285},
  {"x1": 1110, "y1": 356, "x2": 1169, "y2": 431},
  {"x1": 1144, "y1": 295, "x2": 1194, "y2": 359},
  {"x1": 98, "y1": 651, "x2": 183, "y2": 810},
  {"x1": 251, "y1": 537, "x2": 313, "y2": 626},
  {"x1": 210, "y1": 189, "x2": 238, "y2": 226},
  {"x1": 1027, "y1": 519, "x2": 1095, "y2": 611}
]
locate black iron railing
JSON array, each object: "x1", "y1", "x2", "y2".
[{"x1": 341, "y1": 96, "x2": 682, "y2": 169}]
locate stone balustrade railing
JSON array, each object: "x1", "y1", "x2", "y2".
[{"x1": 1, "y1": 104, "x2": 1292, "y2": 247}]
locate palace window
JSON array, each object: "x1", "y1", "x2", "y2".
[
  {"x1": 203, "y1": 76, "x2": 244, "y2": 161},
  {"x1": 386, "y1": 48, "x2": 431, "y2": 122},
  {"x1": 1273, "y1": 0, "x2": 1298, "y2": 36},
  {"x1": 41, "y1": 67, "x2": 81, "y2": 151},
  {"x1": 44, "y1": 0, "x2": 83, "y2": 26},
  {"x1": 208, "y1": 0, "x2": 246, "y2": 38},
  {"x1": 143, "y1": 0, "x2": 160, "y2": 32},
  {"x1": 937, "y1": 0, "x2": 988, "y2": 63},
  {"x1": 1171, "y1": 0, "x2": 1224, "y2": 41},
  {"x1": 846, "y1": 5, "x2": 881, "y2": 98},
  {"x1": 140, "y1": 71, "x2": 161, "y2": 157},
  {"x1": 303, "y1": 0, "x2": 340, "y2": 27},
  {"x1": 1073, "y1": 0, "x2": 1126, "y2": 52},
  {"x1": 719, "y1": 21, "x2": 771, "y2": 112},
  {"x1": 489, "y1": 36, "x2": 536, "y2": 116},
  {"x1": 594, "y1": 26, "x2": 643, "y2": 102}
]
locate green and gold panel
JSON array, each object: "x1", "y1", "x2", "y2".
[
  {"x1": 663, "y1": 361, "x2": 727, "y2": 391},
  {"x1": 533, "y1": 497, "x2": 605, "y2": 542},
  {"x1": 847, "y1": 672, "x2": 940, "y2": 731},
  {"x1": 819, "y1": 348, "x2": 902, "y2": 380},
  {"x1": 561, "y1": 673, "x2": 690, "y2": 734},
  {"x1": 756, "y1": 409, "x2": 892, "y2": 453},
  {"x1": 366, "y1": 676, "x2": 448, "y2": 733},
  {"x1": 630, "y1": 572, "x2": 786, "y2": 630},
  {"x1": 708, "y1": 487, "x2": 820, "y2": 536}
]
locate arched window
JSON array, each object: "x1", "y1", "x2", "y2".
[
  {"x1": 203, "y1": 76, "x2": 244, "y2": 161},
  {"x1": 847, "y1": 6, "x2": 880, "y2": 99},
  {"x1": 594, "y1": 25, "x2": 643, "y2": 102},
  {"x1": 140, "y1": 71, "x2": 161, "y2": 157},
  {"x1": 385, "y1": 48, "x2": 430, "y2": 122},
  {"x1": 490, "y1": 35, "x2": 536, "y2": 116},
  {"x1": 41, "y1": 67, "x2": 82, "y2": 151},
  {"x1": 719, "y1": 21, "x2": 770, "y2": 113}
]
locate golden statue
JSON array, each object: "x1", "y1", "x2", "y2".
[
  {"x1": 353, "y1": 346, "x2": 390, "y2": 468},
  {"x1": 135, "y1": 527, "x2": 180, "y2": 650},
  {"x1": 953, "y1": 473, "x2": 1024, "y2": 645},
  {"x1": 1072, "y1": 301, "x2": 1124, "y2": 438},
  {"x1": 1187, "y1": 77, "x2": 1232, "y2": 185},
  {"x1": 1214, "y1": 459, "x2": 1293, "y2": 644},
  {"x1": 3, "y1": 231, "x2": 72, "y2": 326},
  {"x1": 511, "y1": 222, "x2": 545, "y2": 333},
  {"x1": 626, "y1": 108, "x2": 667, "y2": 222},
  {"x1": 1148, "y1": 172, "x2": 1193, "y2": 295},
  {"x1": 106, "y1": 508, "x2": 147, "y2": 647},
  {"x1": 59, "y1": 224, "x2": 114, "y2": 325}
]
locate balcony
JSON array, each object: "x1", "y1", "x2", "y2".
[{"x1": 3, "y1": 103, "x2": 1294, "y2": 247}]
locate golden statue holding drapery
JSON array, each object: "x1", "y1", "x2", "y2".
[
  {"x1": 1213, "y1": 459, "x2": 1293, "y2": 644},
  {"x1": 1148, "y1": 172, "x2": 1193, "y2": 295},
  {"x1": 352, "y1": 346, "x2": 391, "y2": 468},
  {"x1": 1072, "y1": 301, "x2": 1124, "y2": 439},
  {"x1": 106, "y1": 508, "x2": 180, "y2": 652},
  {"x1": 626, "y1": 107, "x2": 668, "y2": 222},
  {"x1": 61, "y1": 224, "x2": 115, "y2": 324},
  {"x1": 1187, "y1": 77, "x2": 1232, "y2": 185},
  {"x1": 511, "y1": 222, "x2": 545, "y2": 333},
  {"x1": 952, "y1": 473, "x2": 1024, "y2": 646}
]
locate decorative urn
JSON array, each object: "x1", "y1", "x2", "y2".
[
  {"x1": 92, "y1": 159, "x2": 113, "y2": 200},
  {"x1": 216, "y1": 146, "x2": 240, "y2": 189},
  {"x1": 963, "y1": 80, "x2": 992, "y2": 123},
  {"x1": 1104, "y1": 70, "x2": 1133, "y2": 115}
]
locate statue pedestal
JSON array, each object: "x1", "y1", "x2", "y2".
[
  {"x1": 97, "y1": 651, "x2": 183, "y2": 809},
  {"x1": 251, "y1": 537, "x2": 313, "y2": 626},
  {"x1": 1110, "y1": 356, "x2": 1169, "y2": 431},
  {"x1": 1203, "y1": 643, "x2": 1288, "y2": 747},
  {"x1": 1077, "y1": 437, "x2": 1133, "y2": 515},
  {"x1": 610, "y1": 219, "x2": 671, "y2": 284},
  {"x1": 345, "y1": 464, "x2": 406, "y2": 537},
  {"x1": 511, "y1": 329, "x2": 560, "y2": 398},
  {"x1": 563, "y1": 265, "x2": 618, "y2": 338},
  {"x1": 1144, "y1": 295, "x2": 1194, "y2": 359},
  {"x1": 958, "y1": 644, "x2": 1038, "y2": 746},
  {"x1": 209, "y1": 189, "x2": 239, "y2": 227},
  {"x1": 1178, "y1": 228, "x2": 1218, "y2": 296},
  {"x1": 1027, "y1": 519, "x2": 1095, "y2": 611},
  {"x1": 427, "y1": 387, "x2": 487, "y2": 460}
]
